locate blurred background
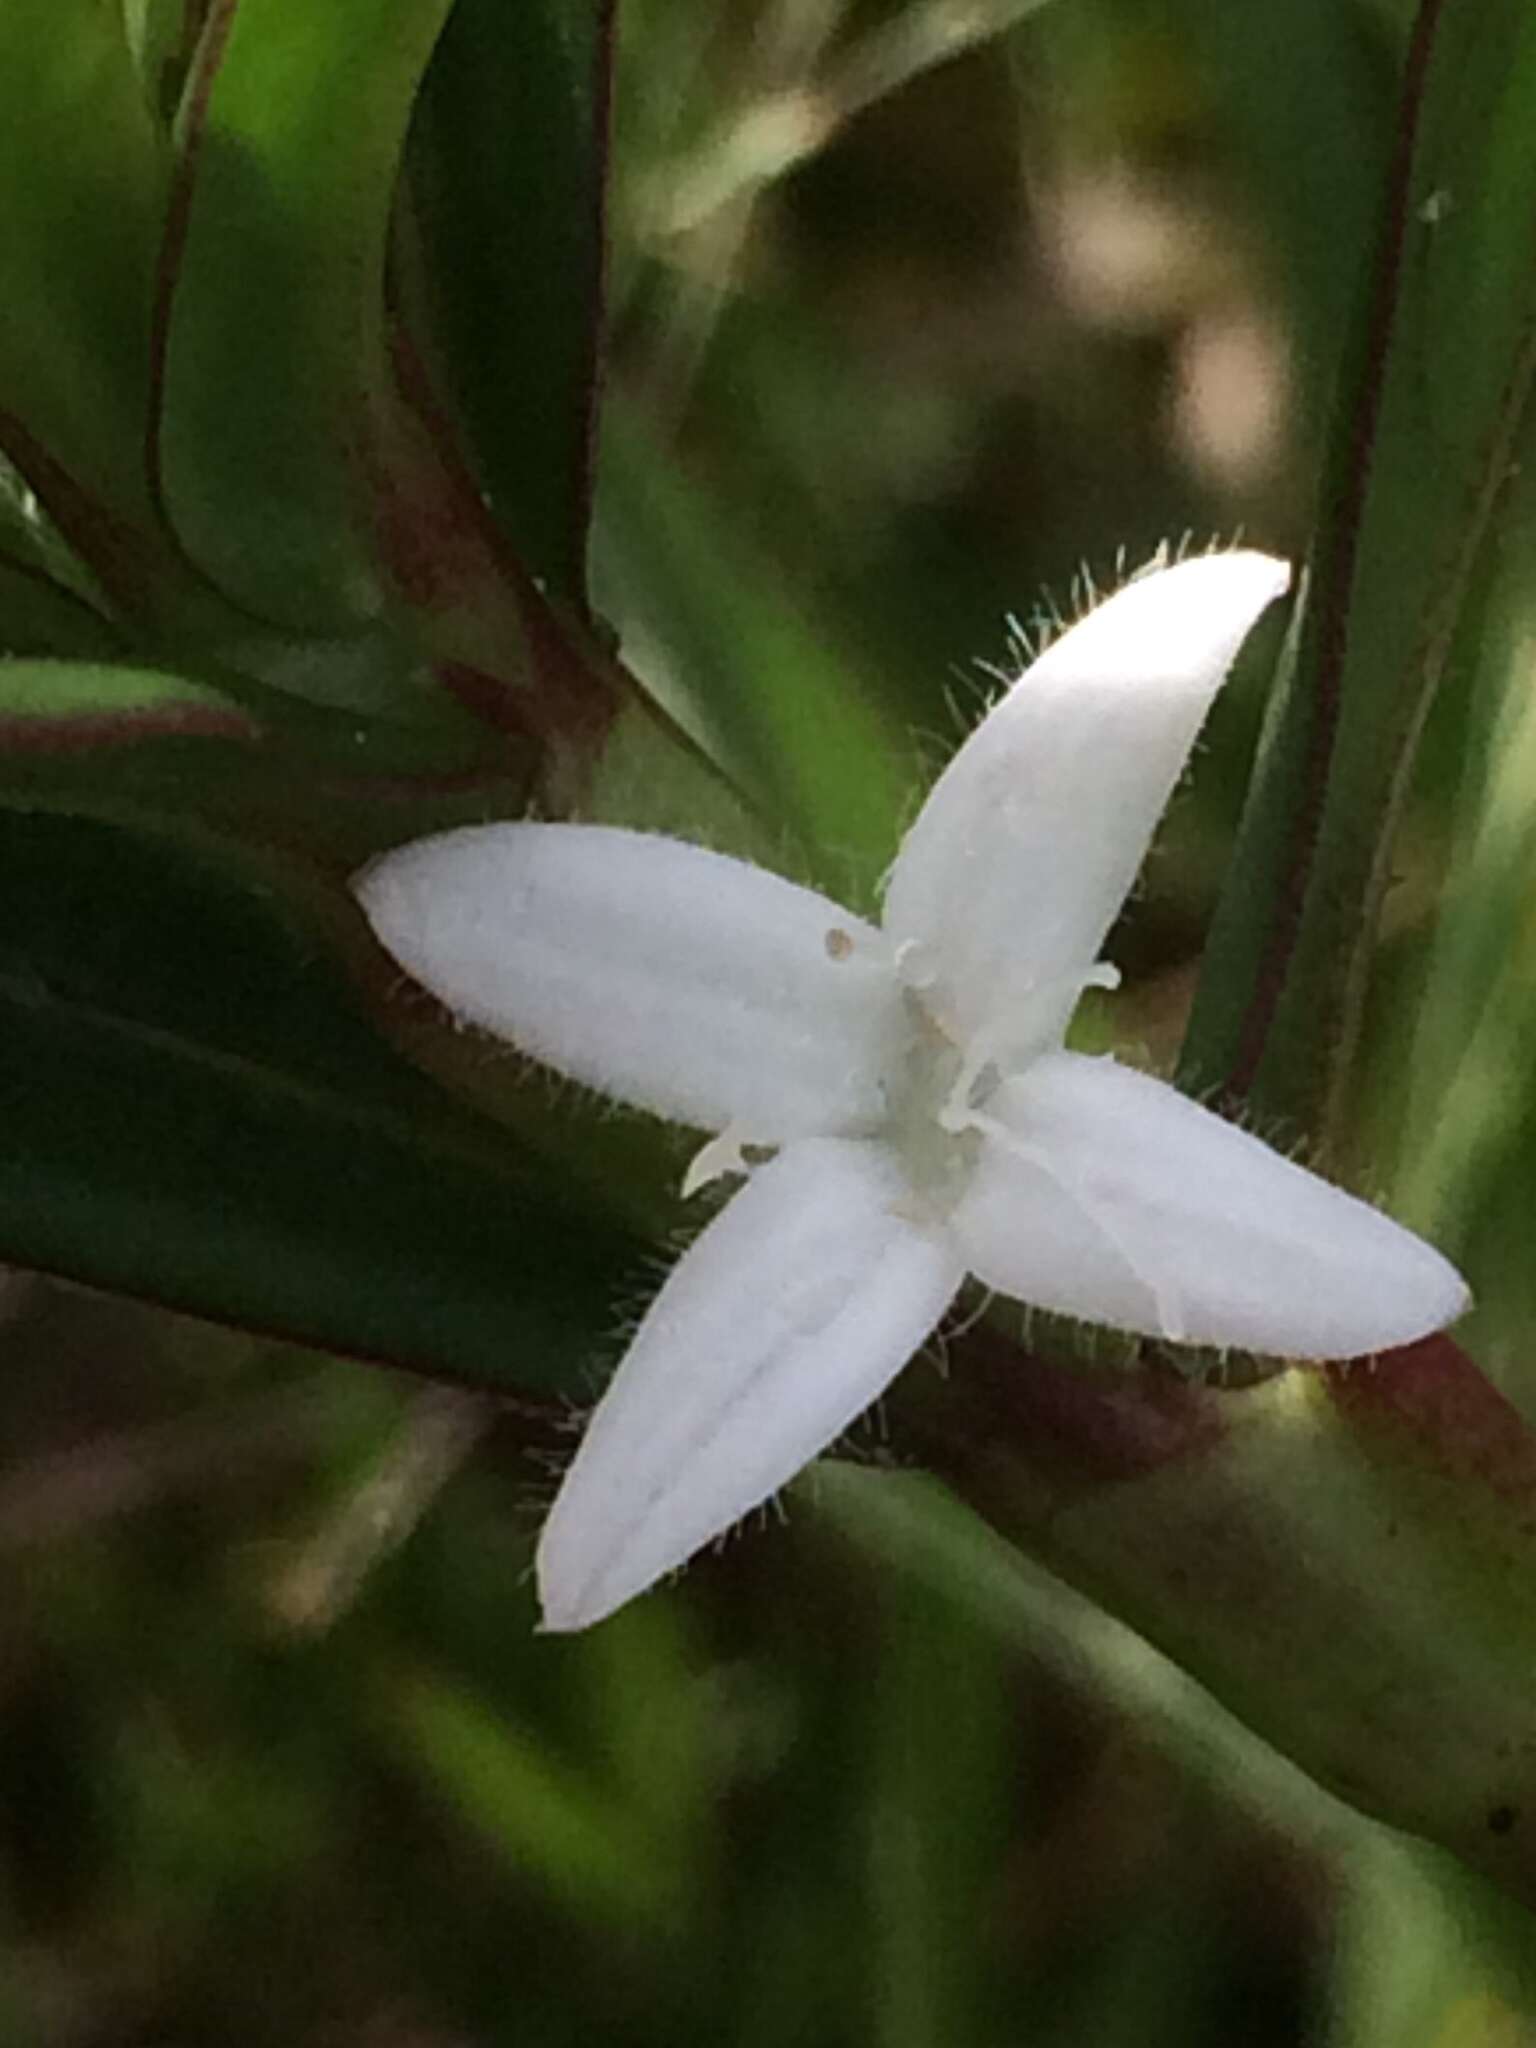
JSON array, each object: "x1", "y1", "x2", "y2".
[{"x1": 5, "y1": 1, "x2": 1536, "y2": 2041}]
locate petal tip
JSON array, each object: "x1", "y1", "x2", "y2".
[
  {"x1": 1279, "y1": 1228, "x2": 1472, "y2": 1363},
  {"x1": 964, "y1": 545, "x2": 1293, "y2": 753},
  {"x1": 349, "y1": 846, "x2": 397, "y2": 927},
  {"x1": 1080, "y1": 545, "x2": 1291, "y2": 695},
  {"x1": 534, "y1": 1530, "x2": 629, "y2": 1636},
  {"x1": 350, "y1": 837, "x2": 457, "y2": 974},
  {"x1": 1352, "y1": 1225, "x2": 1472, "y2": 1358},
  {"x1": 534, "y1": 1594, "x2": 598, "y2": 1637},
  {"x1": 1183, "y1": 544, "x2": 1291, "y2": 607},
  {"x1": 1395, "y1": 1248, "x2": 1474, "y2": 1350}
]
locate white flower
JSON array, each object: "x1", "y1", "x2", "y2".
[{"x1": 355, "y1": 550, "x2": 1470, "y2": 1632}]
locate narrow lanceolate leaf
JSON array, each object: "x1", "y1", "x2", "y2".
[
  {"x1": 594, "y1": 398, "x2": 911, "y2": 899},
  {"x1": 0, "y1": 656, "x2": 513, "y2": 834},
  {"x1": 1183, "y1": 0, "x2": 1536, "y2": 1140},
  {"x1": 154, "y1": 0, "x2": 455, "y2": 628},
  {"x1": 0, "y1": 662, "x2": 256, "y2": 749},
  {"x1": 406, "y1": 0, "x2": 616, "y2": 611},
  {"x1": 0, "y1": 2, "x2": 166, "y2": 550},
  {"x1": 361, "y1": 325, "x2": 627, "y2": 767},
  {"x1": 1394, "y1": 463, "x2": 1536, "y2": 1350},
  {"x1": 1165, "y1": 0, "x2": 1396, "y2": 445},
  {"x1": 121, "y1": 0, "x2": 204, "y2": 123},
  {"x1": 0, "y1": 810, "x2": 639, "y2": 1386},
  {"x1": 0, "y1": 658, "x2": 277, "y2": 815},
  {"x1": 0, "y1": 557, "x2": 127, "y2": 660},
  {"x1": 893, "y1": 1327, "x2": 1536, "y2": 1913}
]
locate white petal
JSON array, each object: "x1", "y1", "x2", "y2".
[
  {"x1": 949, "y1": 1052, "x2": 1469, "y2": 1358},
  {"x1": 883, "y1": 551, "x2": 1290, "y2": 1054},
  {"x1": 356, "y1": 824, "x2": 905, "y2": 1138},
  {"x1": 537, "y1": 1138, "x2": 964, "y2": 1631}
]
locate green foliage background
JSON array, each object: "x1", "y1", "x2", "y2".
[{"x1": 4, "y1": 0, "x2": 1536, "y2": 2041}]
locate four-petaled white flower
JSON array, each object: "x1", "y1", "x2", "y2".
[{"x1": 356, "y1": 550, "x2": 1469, "y2": 1633}]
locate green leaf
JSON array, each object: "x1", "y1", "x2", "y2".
[
  {"x1": 0, "y1": 809, "x2": 639, "y2": 1387},
  {"x1": 1167, "y1": 0, "x2": 1397, "y2": 441},
  {"x1": 121, "y1": 0, "x2": 202, "y2": 124},
  {"x1": 381, "y1": 1667, "x2": 685, "y2": 1931},
  {"x1": 0, "y1": 1, "x2": 166, "y2": 530},
  {"x1": 0, "y1": 657, "x2": 295, "y2": 818},
  {"x1": 357, "y1": 327, "x2": 632, "y2": 764},
  {"x1": 594, "y1": 397, "x2": 912, "y2": 904},
  {"x1": 0, "y1": 558, "x2": 128, "y2": 660},
  {"x1": 1183, "y1": 1, "x2": 1536, "y2": 1139},
  {"x1": 0, "y1": 659, "x2": 254, "y2": 741},
  {"x1": 0, "y1": 457, "x2": 119, "y2": 610},
  {"x1": 406, "y1": 0, "x2": 615, "y2": 611},
  {"x1": 0, "y1": 656, "x2": 530, "y2": 840},
  {"x1": 1390, "y1": 461, "x2": 1536, "y2": 1359},
  {"x1": 155, "y1": 0, "x2": 455, "y2": 628}
]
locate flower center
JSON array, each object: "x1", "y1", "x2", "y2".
[
  {"x1": 879, "y1": 951, "x2": 1123, "y2": 1223},
  {"x1": 881, "y1": 991, "x2": 986, "y2": 1219}
]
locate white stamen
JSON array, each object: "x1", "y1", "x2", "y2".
[{"x1": 682, "y1": 1126, "x2": 755, "y2": 1198}]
